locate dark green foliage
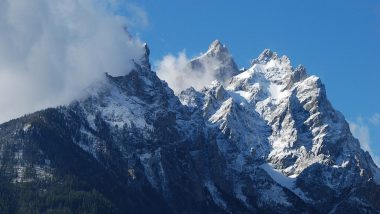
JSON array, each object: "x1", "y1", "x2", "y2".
[
  {"x1": 0, "y1": 177, "x2": 16, "y2": 213},
  {"x1": 0, "y1": 109, "x2": 171, "y2": 214},
  {"x1": 0, "y1": 176, "x2": 116, "y2": 214}
]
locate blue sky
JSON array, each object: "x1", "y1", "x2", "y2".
[{"x1": 126, "y1": 0, "x2": 380, "y2": 162}]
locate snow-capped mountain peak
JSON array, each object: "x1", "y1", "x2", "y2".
[
  {"x1": 181, "y1": 45, "x2": 379, "y2": 200},
  {"x1": 251, "y1": 48, "x2": 278, "y2": 65},
  {"x1": 189, "y1": 40, "x2": 240, "y2": 84},
  {"x1": 206, "y1": 39, "x2": 227, "y2": 55},
  {"x1": 1, "y1": 41, "x2": 379, "y2": 213}
]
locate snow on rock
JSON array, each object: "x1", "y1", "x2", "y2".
[
  {"x1": 190, "y1": 40, "x2": 240, "y2": 84},
  {"x1": 268, "y1": 83, "x2": 289, "y2": 102},
  {"x1": 80, "y1": 78, "x2": 153, "y2": 130},
  {"x1": 75, "y1": 127, "x2": 101, "y2": 159},
  {"x1": 43, "y1": 41, "x2": 380, "y2": 211},
  {"x1": 260, "y1": 163, "x2": 295, "y2": 189},
  {"x1": 22, "y1": 123, "x2": 32, "y2": 132},
  {"x1": 178, "y1": 45, "x2": 380, "y2": 210},
  {"x1": 1, "y1": 40, "x2": 379, "y2": 213},
  {"x1": 260, "y1": 163, "x2": 311, "y2": 202}
]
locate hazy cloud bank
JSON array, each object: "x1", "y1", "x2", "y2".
[
  {"x1": 0, "y1": 0, "x2": 145, "y2": 123},
  {"x1": 155, "y1": 52, "x2": 227, "y2": 94}
]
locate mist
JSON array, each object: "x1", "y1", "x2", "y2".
[
  {"x1": 156, "y1": 52, "x2": 226, "y2": 94},
  {"x1": 0, "y1": 0, "x2": 145, "y2": 123}
]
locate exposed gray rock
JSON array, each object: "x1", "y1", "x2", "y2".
[{"x1": 0, "y1": 42, "x2": 379, "y2": 213}]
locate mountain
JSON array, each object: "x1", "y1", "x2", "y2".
[
  {"x1": 189, "y1": 39, "x2": 240, "y2": 84},
  {"x1": 0, "y1": 41, "x2": 379, "y2": 213}
]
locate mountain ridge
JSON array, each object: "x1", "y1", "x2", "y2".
[{"x1": 0, "y1": 40, "x2": 379, "y2": 213}]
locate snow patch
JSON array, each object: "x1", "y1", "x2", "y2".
[
  {"x1": 268, "y1": 83, "x2": 288, "y2": 101},
  {"x1": 332, "y1": 160, "x2": 349, "y2": 168},
  {"x1": 235, "y1": 70, "x2": 252, "y2": 80},
  {"x1": 260, "y1": 163, "x2": 295, "y2": 189},
  {"x1": 101, "y1": 87, "x2": 153, "y2": 130},
  {"x1": 260, "y1": 163, "x2": 311, "y2": 202},
  {"x1": 229, "y1": 90, "x2": 251, "y2": 103},
  {"x1": 208, "y1": 98, "x2": 233, "y2": 123},
  {"x1": 23, "y1": 123, "x2": 32, "y2": 132},
  {"x1": 81, "y1": 79, "x2": 154, "y2": 131}
]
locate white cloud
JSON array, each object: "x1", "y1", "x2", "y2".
[
  {"x1": 349, "y1": 117, "x2": 371, "y2": 151},
  {"x1": 370, "y1": 113, "x2": 380, "y2": 125},
  {"x1": 124, "y1": 4, "x2": 149, "y2": 29},
  {"x1": 155, "y1": 52, "x2": 225, "y2": 94},
  {"x1": 349, "y1": 117, "x2": 380, "y2": 166},
  {"x1": 0, "y1": 0, "x2": 145, "y2": 123},
  {"x1": 107, "y1": 1, "x2": 149, "y2": 29}
]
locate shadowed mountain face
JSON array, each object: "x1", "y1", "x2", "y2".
[{"x1": 0, "y1": 41, "x2": 379, "y2": 214}]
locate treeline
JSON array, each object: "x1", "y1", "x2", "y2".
[{"x1": 0, "y1": 176, "x2": 117, "y2": 214}]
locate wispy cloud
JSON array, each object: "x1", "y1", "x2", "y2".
[
  {"x1": 0, "y1": 0, "x2": 145, "y2": 123},
  {"x1": 156, "y1": 51, "x2": 225, "y2": 94},
  {"x1": 107, "y1": 1, "x2": 149, "y2": 29},
  {"x1": 349, "y1": 116, "x2": 380, "y2": 166},
  {"x1": 125, "y1": 4, "x2": 149, "y2": 29},
  {"x1": 349, "y1": 117, "x2": 371, "y2": 151},
  {"x1": 370, "y1": 113, "x2": 380, "y2": 126}
]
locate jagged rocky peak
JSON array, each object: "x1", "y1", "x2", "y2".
[
  {"x1": 251, "y1": 48, "x2": 291, "y2": 68},
  {"x1": 178, "y1": 87, "x2": 204, "y2": 108},
  {"x1": 143, "y1": 43, "x2": 150, "y2": 56},
  {"x1": 0, "y1": 38, "x2": 380, "y2": 213},
  {"x1": 206, "y1": 39, "x2": 228, "y2": 56},
  {"x1": 202, "y1": 80, "x2": 228, "y2": 100},
  {"x1": 139, "y1": 43, "x2": 151, "y2": 70},
  {"x1": 209, "y1": 39, "x2": 222, "y2": 48},
  {"x1": 251, "y1": 48, "x2": 278, "y2": 64},
  {"x1": 204, "y1": 40, "x2": 237, "y2": 66},
  {"x1": 237, "y1": 49, "x2": 308, "y2": 89},
  {"x1": 286, "y1": 64, "x2": 308, "y2": 88},
  {"x1": 293, "y1": 64, "x2": 307, "y2": 79},
  {"x1": 189, "y1": 40, "x2": 240, "y2": 84}
]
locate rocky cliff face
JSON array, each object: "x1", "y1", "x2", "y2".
[
  {"x1": 189, "y1": 40, "x2": 240, "y2": 84},
  {"x1": 0, "y1": 41, "x2": 379, "y2": 213}
]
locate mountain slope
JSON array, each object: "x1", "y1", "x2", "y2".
[
  {"x1": 0, "y1": 41, "x2": 379, "y2": 213},
  {"x1": 180, "y1": 47, "x2": 380, "y2": 213}
]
